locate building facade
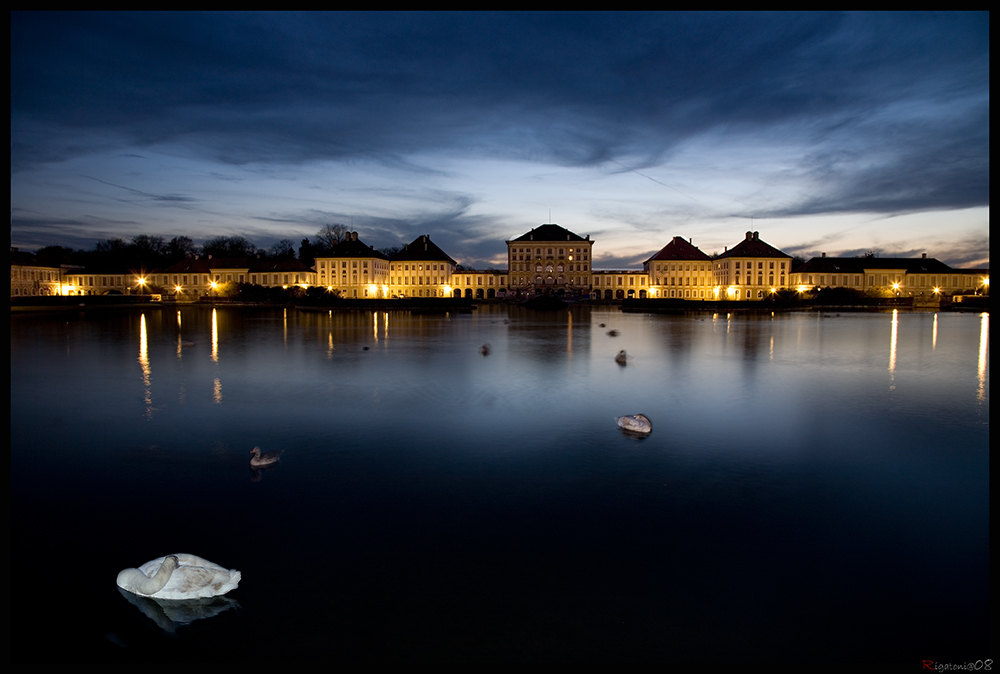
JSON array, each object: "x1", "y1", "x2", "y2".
[
  {"x1": 10, "y1": 248, "x2": 63, "y2": 297},
  {"x1": 389, "y1": 235, "x2": 458, "y2": 298},
  {"x1": 789, "y1": 253, "x2": 988, "y2": 296},
  {"x1": 506, "y1": 224, "x2": 595, "y2": 296},
  {"x1": 314, "y1": 232, "x2": 390, "y2": 299},
  {"x1": 13, "y1": 227, "x2": 989, "y2": 301},
  {"x1": 643, "y1": 236, "x2": 715, "y2": 299},
  {"x1": 713, "y1": 231, "x2": 792, "y2": 300}
]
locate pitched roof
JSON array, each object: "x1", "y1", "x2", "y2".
[
  {"x1": 390, "y1": 235, "x2": 457, "y2": 265},
  {"x1": 793, "y1": 255, "x2": 956, "y2": 275},
  {"x1": 318, "y1": 232, "x2": 389, "y2": 260},
  {"x1": 644, "y1": 236, "x2": 711, "y2": 264},
  {"x1": 159, "y1": 256, "x2": 314, "y2": 274},
  {"x1": 508, "y1": 224, "x2": 589, "y2": 243},
  {"x1": 717, "y1": 231, "x2": 790, "y2": 259}
]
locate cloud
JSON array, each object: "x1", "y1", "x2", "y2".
[{"x1": 10, "y1": 12, "x2": 989, "y2": 262}]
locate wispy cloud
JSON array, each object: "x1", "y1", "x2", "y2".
[{"x1": 11, "y1": 12, "x2": 989, "y2": 266}]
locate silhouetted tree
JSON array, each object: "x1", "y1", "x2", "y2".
[
  {"x1": 299, "y1": 238, "x2": 316, "y2": 267},
  {"x1": 316, "y1": 223, "x2": 349, "y2": 250},
  {"x1": 165, "y1": 236, "x2": 197, "y2": 261},
  {"x1": 202, "y1": 235, "x2": 256, "y2": 258},
  {"x1": 269, "y1": 239, "x2": 296, "y2": 258}
]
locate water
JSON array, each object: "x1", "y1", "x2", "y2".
[{"x1": 10, "y1": 306, "x2": 989, "y2": 662}]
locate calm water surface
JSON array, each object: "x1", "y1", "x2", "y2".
[{"x1": 10, "y1": 306, "x2": 989, "y2": 662}]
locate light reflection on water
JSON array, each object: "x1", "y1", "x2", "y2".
[{"x1": 10, "y1": 306, "x2": 989, "y2": 662}]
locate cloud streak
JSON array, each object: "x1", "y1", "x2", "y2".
[{"x1": 11, "y1": 12, "x2": 989, "y2": 267}]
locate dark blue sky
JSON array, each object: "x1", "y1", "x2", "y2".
[{"x1": 11, "y1": 12, "x2": 989, "y2": 268}]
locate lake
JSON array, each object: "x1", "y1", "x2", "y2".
[{"x1": 10, "y1": 305, "x2": 990, "y2": 663}]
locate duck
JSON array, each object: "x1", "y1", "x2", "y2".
[
  {"x1": 116, "y1": 553, "x2": 241, "y2": 600},
  {"x1": 250, "y1": 446, "x2": 282, "y2": 467},
  {"x1": 615, "y1": 350, "x2": 627, "y2": 365},
  {"x1": 479, "y1": 343, "x2": 491, "y2": 356},
  {"x1": 606, "y1": 329, "x2": 619, "y2": 337},
  {"x1": 616, "y1": 414, "x2": 652, "y2": 435}
]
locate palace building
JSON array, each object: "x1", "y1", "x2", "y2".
[
  {"x1": 12, "y1": 226, "x2": 989, "y2": 301},
  {"x1": 712, "y1": 231, "x2": 792, "y2": 300},
  {"x1": 314, "y1": 231, "x2": 390, "y2": 298},
  {"x1": 644, "y1": 236, "x2": 714, "y2": 300},
  {"x1": 506, "y1": 224, "x2": 594, "y2": 295},
  {"x1": 789, "y1": 253, "x2": 989, "y2": 297},
  {"x1": 389, "y1": 235, "x2": 458, "y2": 298}
]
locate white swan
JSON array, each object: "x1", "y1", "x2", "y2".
[
  {"x1": 116, "y1": 554, "x2": 241, "y2": 600},
  {"x1": 616, "y1": 414, "x2": 652, "y2": 435}
]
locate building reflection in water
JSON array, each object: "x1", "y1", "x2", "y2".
[
  {"x1": 978, "y1": 312, "x2": 989, "y2": 402},
  {"x1": 138, "y1": 313, "x2": 153, "y2": 418}
]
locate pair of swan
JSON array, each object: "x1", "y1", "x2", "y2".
[{"x1": 116, "y1": 553, "x2": 240, "y2": 600}]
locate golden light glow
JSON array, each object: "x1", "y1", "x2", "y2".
[
  {"x1": 726, "y1": 286, "x2": 736, "y2": 299},
  {"x1": 933, "y1": 287, "x2": 941, "y2": 294},
  {"x1": 797, "y1": 285, "x2": 808, "y2": 293},
  {"x1": 174, "y1": 285, "x2": 183, "y2": 293}
]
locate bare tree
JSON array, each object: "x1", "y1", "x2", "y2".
[
  {"x1": 269, "y1": 239, "x2": 296, "y2": 257},
  {"x1": 203, "y1": 235, "x2": 257, "y2": 258},
  {"x1": 316, "y1": 223, "x2": 349, "y2": 249},
  {"x1": 166, "y1": 236, "x2": 197, "y2": 260}
]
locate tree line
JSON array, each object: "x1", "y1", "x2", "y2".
[{"x1": 29, "y1": 224, "x2": 402, "y2": 271}]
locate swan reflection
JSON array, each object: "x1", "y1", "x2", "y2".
[{"x1": 117, "y1": 586, "x2": 240, "y2": 633}]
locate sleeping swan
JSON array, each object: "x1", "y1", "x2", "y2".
[
  {"x1": 116, "y1": 553, "x2": 241, "y2": 600},
  {"x1": 616, "y1": 414, "x2": 652, "y2": 435}
]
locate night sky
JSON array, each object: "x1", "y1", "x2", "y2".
[{"x1": 11, "y1": 12, "x2": 990, "y2": 269}]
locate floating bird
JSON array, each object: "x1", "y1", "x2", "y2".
[
  {"x1": 116, "y1": 553, "x2": 241, "y2": 600},
  {"x1": 479, "y1": 343, "x2": 491, "y2": 356},
  {"x1": 250, "y1": 446, "x2": 282, "y2": 467},
  {"x1": 606, "y1": 329, "x2": 619, "y2": 337},
  {"x1": 616, "y1": 414, "x2": 652, "y2": 435},
  {"x1": 615, "y1": 350, "x2": 627, "y2": 365}
]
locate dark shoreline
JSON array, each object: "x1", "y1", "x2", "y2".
[{"x1": 10, "y1": 294, "x2": 988, "y2": 313}]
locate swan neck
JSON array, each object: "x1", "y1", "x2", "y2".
[{"x1": 117, "y1": 556, "x2": 177, "y2": 595}]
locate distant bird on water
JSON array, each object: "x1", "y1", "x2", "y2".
[
  {"x1": 615, "y1": 350, "x2": 627, "y2": 365},
  {"x1": 249, "y1": 446, "x2": 282, "y2": 467}
]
